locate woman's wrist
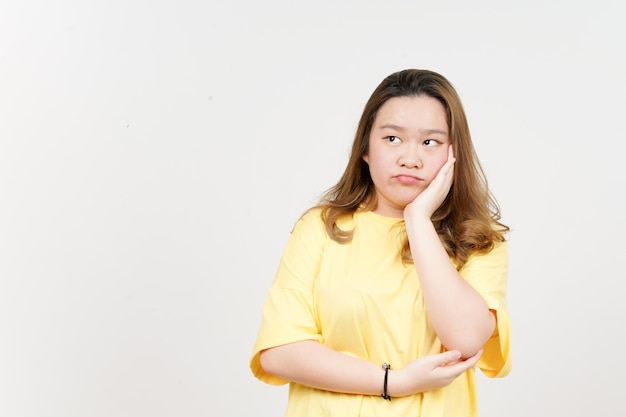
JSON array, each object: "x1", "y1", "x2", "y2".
[
  {"x1": 404, "y1": 215, "x2": 435, "y2": 239},
  {"x1": 386, "y1": 368, "x2": 407, "y2": 398}
]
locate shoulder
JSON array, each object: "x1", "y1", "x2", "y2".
[
  {"x1": 290, "y1": 207, "x2": 328, "y2": 241},
  {"x1": 464, "y1": 240, "x2": 508, "y2": 267},
  {"x1": 296, "y1": 207, "x2": 325, "y2": 228},
  {"x1": 296, "y1": 206, "x2": 358, "y2": 231},
  {"x1": 459, "y1": 241, "x2": 508, "y2": 284}
]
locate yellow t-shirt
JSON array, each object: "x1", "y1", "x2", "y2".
[{"x1": 250, "y1": 208, "x2": 511, "y2": 417}]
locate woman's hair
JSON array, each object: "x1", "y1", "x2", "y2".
[{"x1": 312, "y1": 69, "x2": 508, "y2": 269}]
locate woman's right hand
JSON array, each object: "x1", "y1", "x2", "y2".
[{"x1": 390, "y1": 349, "x2": 483, "y2": 396}]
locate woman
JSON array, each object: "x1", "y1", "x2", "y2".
[{"x1": 250, "y1": 69, "x2": 511, "y2": 416}]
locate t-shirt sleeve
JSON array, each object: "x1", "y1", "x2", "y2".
[
  {"x1": 460, "y1": 241, "x2": 512, "y2": 378},
  {"x1": 249, "y1": 210, "x2": 327, "y2": 385}
]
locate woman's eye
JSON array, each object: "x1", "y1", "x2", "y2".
[
  {"x1": 386, "y1": 136, "x2": 401, "y2": 143},
  {"x1": 423, "y1": 139, "x2": 438, "y2": 146}
]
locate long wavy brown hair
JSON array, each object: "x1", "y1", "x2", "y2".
[{"x1": 311, "y1": 69, "x2": 508, "y2": 269}]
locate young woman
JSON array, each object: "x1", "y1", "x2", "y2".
[{"x1": 250, "y1": 69, "x2": 511, "y2": 416}]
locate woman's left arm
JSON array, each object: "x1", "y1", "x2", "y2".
[
  {"x1": 405, "y1": 215, "x2": 495, "y2": 358},
  {"x1": 404, "y1": 146, "x2": 495, "y2": 358}
]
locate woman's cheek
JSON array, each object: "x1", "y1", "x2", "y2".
[{"x1": 436, "y1": 152, "x2": 449, "y2": 171}]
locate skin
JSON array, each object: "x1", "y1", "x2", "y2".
[{"x1": 260, "y1": 95, "x2": 495, "y2": 398}]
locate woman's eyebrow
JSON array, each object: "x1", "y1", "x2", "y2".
[
  {"x1": 376, "y1": 123, "x2": 447, "y2": 135},
  {"x1": 420, "y1": 128, "x2": 448, "y2": 135},
  {"x1": 376, "y1": 123, "x2": 404, "y2": 131}
]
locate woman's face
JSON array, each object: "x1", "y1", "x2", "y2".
[{"x1": 363, "y1": 95, "x2": 451, "y2": 218}]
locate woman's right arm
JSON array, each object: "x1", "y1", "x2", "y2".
[{"x1": 260, "y1": 340, "x2": 483, "y2": 397}]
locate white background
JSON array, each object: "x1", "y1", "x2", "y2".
[{"x1": 1, "y1": 1, "x2": 625, "y2": 416}]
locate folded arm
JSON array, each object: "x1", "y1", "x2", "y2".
[{"x1": 260, "y1": 339, "x2": 482, "y2": 397}]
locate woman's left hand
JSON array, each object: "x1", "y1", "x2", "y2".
[{"x1": 404, "y1": 145, "x2": 455, "y2": 221}]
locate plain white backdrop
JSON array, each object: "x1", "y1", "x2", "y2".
[{"x1": 1, "y1": 1, "x2": 624, "y2": 416}]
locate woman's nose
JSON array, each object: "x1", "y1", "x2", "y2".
[{"x1": 399, "y1": 144, "x2": 422, "y2": 168}]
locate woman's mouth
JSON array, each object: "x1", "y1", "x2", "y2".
[{"x1": 395, "y1": 175, "x2": 422, "y2": 185}]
